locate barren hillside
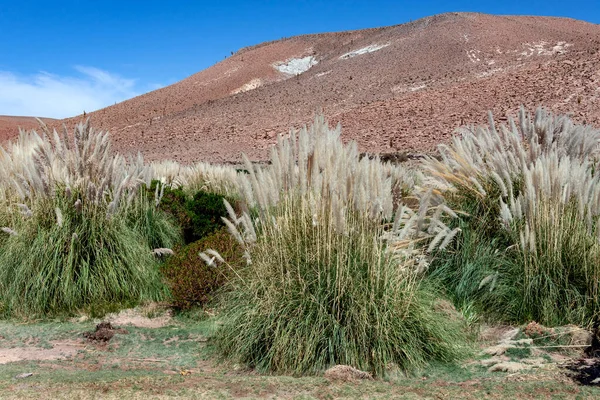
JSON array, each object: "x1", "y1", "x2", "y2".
[
  {"x1": 4, "y1": 12, "x2": 600, "y2": 163},
  {"x1": 0, "y1": 116, "x2": 57, "y2": 142}
]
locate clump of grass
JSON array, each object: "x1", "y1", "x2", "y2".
[
  {"x1": 508, "y1": 199, "x2": 600, "y2": 325},
  {"x1": 425, "y1": 107, "x2": 600, "y2": 326},
  {"x1": 428, "y1": 216, "x2": 522, "y2": 322},
  {"x1": 0, "y1": 190, "x2": 167, "y2": 317},
  {"x1": 127, "y1": 186, "x2": 181, "y2": 250},
  {"x1": 216, "y1": 195, "x2": 465, "y2": 376},
  {"x1": 213, "y1": 116, "x2": 465, "y2": 376},
  {"x1": 0, "y1": 121, "x2": 171, "y2": 317}
]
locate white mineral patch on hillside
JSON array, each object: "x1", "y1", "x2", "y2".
[
  {"x1": 316, "y1": 70, "x2": 332, "y2": 77},
  {"x1": 232, "y1": 78, "x2": 263, "y2": 94},
  {"x1": 340, "y1": 43, "x2": 390, "y2": 59},
  {"x1": 274, "y1": 56, "x2": 318, "y2": 75},
  {"x1": 467, "y1": 49, "x2": 481, "y2": 63},
  {"x1": 391, "y1": 83, "x2": 428, "y2": 93},
  {"x1": 476, "y1": 68, "x2": 504, "y2": 78},
  {"x1": 410, "y1": 84, "x2": 427, "y2": 92},
  {"x1": 519, "y1": 41, "x2": 572, "y2": 57}
]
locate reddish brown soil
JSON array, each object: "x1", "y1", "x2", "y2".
[
  {"x1": 0, "y1": 116, "x2": 57, "y2": 142},
  {"x1": 3, "y1": 12, "x2": 600, "y2": 163}
]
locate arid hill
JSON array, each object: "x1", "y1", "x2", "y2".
[
  {"x1": 0, "y1": 116, "x2": 57, "y2": 142},
  {"x1": 4, "y1": 12, "x2": 600, "y2": 163}
]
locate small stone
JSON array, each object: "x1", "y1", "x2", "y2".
[{"x1": 324, "y1": 365, "x2": 373, "y2": 381}]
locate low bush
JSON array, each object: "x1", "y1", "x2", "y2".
[
  {"x1": 145, "y1": 180, "x2": 229, "y2": 244},
  {"x1": 161, "y1": 228, "x2": 244, "y2": 310},
  {"x1": 186, "y1": 190, "x2": 229, "y2": 241}
]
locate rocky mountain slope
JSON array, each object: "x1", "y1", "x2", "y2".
[
  {"x1": 0, "y1": 116, "x2": 56, "y2": 142},
  {"x1": 4, "y1": 12, "x2": 600, "y2": 163}
]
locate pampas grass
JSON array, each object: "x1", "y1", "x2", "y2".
[
  {"x1": 0, "y1": 121, "x2": 174, "y2": 317},
  {"x1": 0, "y1": 192, "x2": 166, "y2": 316},
  {"x1": 150, "y1": 160, "x2": 239, "y2": 197},
  {"x1": 425, "y1": 107, "x2": 600, "y2": 326},
  {"x1": 213, "y1": 116, "x2": 464, "y2": 376}
]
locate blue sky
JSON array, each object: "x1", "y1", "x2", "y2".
[{"x1": 1, "y1": 0, "x2": 598, "y2": 118}]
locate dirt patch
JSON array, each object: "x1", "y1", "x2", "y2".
[
  {"x1": 103, "y1": 305, "x2": 173, "y2": 328},
  {"x1": 83, "y1": 322, "x2": 128, "y2": 343},
  {"x1": 479, "y1": 325, "x2": 519, "y2": 343},
  {"x1": 0, "y1": 340, "x2": 83, "y2": 364}
]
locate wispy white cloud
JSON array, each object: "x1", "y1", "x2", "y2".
[{"x1": 0, "y1": 66, "x2": 140, "y2": 119}]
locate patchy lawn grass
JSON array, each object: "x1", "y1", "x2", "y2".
[{"x1": 0, "y1": 311, "x2": 599, "y2": 399}]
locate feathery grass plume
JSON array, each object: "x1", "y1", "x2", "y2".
[
  {"x1": 150, "y1": 160, "x2": 239, "y2": 197},
  {"x1": 1, "y1": 227, "x2": 17, "y2": 236},
  {"x1": 0, "y1": 120, "x2": 173, "y2": 317},
  {"x1": 16, "y1": 203, "x2": 33, "y2": 218},
  {"x1": 152, "y1": 248, "x2": 174, "y2": 257},
  {"x1": 424, "y1": 106, "x2": 600, "y2": 326},
  {"x1": 215, "y1": 115, "x2": 465, "y2": 376},
  {"x1": 236, "y1": 114, "x2": 419, "y2": 222},
  {"x1": 55, "y1": 207, "x2": 63, "y2": 227}
]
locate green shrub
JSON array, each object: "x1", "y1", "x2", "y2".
[
  {"x1": 145, "y1": 181, "x2": 191, "y2": 230},
  {"x1": 144, "y1": 180, "x2": 229, "y2": 244},
  {"x1": 161, "y1": 228, "x2": 244, "y2": 310},
  {"x1": 186, "y1": 190, "x2": 228, "y2": 241},
  {"x1": 215, "y1": 196, "x2": 466, "y2": 376}
]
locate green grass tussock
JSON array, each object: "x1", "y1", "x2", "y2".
[
  {"x1": 213, "y1": 116, "x2": 466, "y2": 376},
  {"x1": 425, "y1": 107, "x2": 600, "y2": 326},
  {"x1": 0, "y1": 191, "x2": 167, "y2": 317},
  {"x1": 216, "y1": 195, "x2": 466, "y2": 376},
  {"x1": 0, "y1": 122, "x2": 173, "y2": 317},
  {"x1": 127, "y1": 189, "x2": 181, "y2": 251},
  {"x1": 511, "y1": 199, "x2": 600, "y2": 325}
]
